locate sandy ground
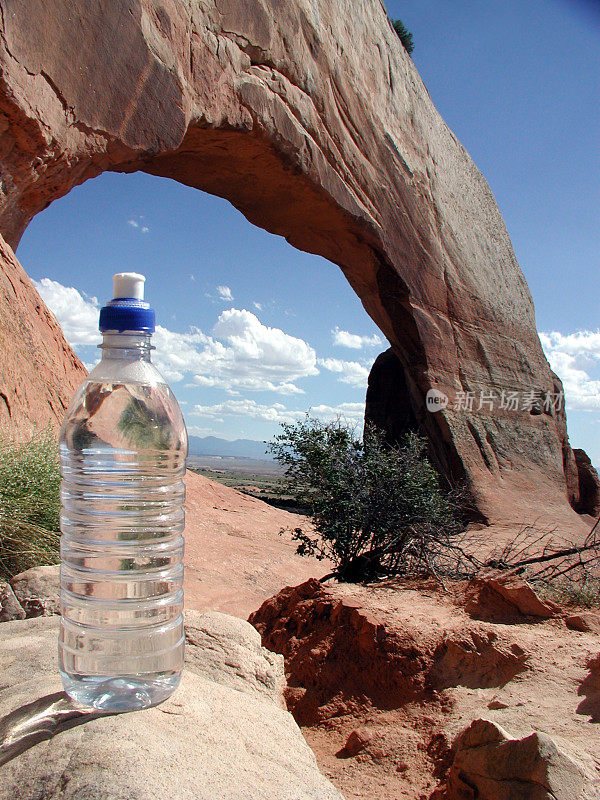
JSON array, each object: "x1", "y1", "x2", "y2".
[
  {"x1": 183, "y1": 470, "x2": 330, "y2": 617},
  {"x1": 252, "y1": 578, "x2": 600, "y2": 799}
]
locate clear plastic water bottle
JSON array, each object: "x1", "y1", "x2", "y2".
[{"x1": 58, "y1": 273, "x2": 187, "y2": 711}]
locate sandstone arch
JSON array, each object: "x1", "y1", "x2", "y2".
[{"x1": 0, "y1": 0, "x2": 593, "y2": 531}]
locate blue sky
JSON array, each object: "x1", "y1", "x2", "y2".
[{"x1": 16, "y1": 0, "x2": 600, "y2": 464}]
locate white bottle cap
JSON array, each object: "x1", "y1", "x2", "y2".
[{"x1": 113, "y1": 272, "x2": 146, "y2": 301}]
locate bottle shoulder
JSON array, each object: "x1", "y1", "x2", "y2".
[
  {"x1": 87, "y1": 357, "x2": 165, "y2": 386},
  {"x1": 60, "y1": 373, "x2": 187, "y2": 456}
]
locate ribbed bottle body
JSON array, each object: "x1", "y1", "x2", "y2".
[{"x1": 59, "y1": 371, "x2": 187, "y2": 711}]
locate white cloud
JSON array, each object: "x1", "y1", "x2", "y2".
[
  {"x1": 253, "y1": 302, "x2": 262, "y2": 311},
  {"x1": 192, "y1": 399, "x2": 301, "y2": 425},
  {"x1": 308, "y1": 402, "x2": 365, "y2": 425},
  {"x1": 540, "y1": 330, "x2": 600, "y2": 411},
  {"x1": 33, "y1": 278, "x2": 100, "y2": 346},
  {"x1": 152, "y1": 325, "x2": 223, "y2": 383},
  {"x1": 35, "y1": 277, "x2": 318, "y2": 395},
  {"x1": 154, "y1": 312, "x2": 317, "y2": 395},
  {"x1": 191, "y1": 399, "x2": 365, "y2": 427},
  {"x1": 332, "y1": 327, "x2": 382, "y2": 349},
  {"x1": 213, "y1": 309, "x2": 317, "y2": 386},
  {"x1": 128, "y1": 217, "x2": 149, "y2": 233},
  {"x1": 318, "y1": 357, "x2": 372, "y2": 388},
  {"x1": 216, "y1": 285, "x2": 233, "y2": 302}
]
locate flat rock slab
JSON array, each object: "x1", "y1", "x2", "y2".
[{"x1": 0, "y1": 614, "x2": 343, "y2": 800}]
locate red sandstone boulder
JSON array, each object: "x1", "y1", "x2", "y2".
[
  {"x1": 439, "y1": 718, "x2": 594, "y2": 800},
  {"x1": 466, "y1": 571, "x2": 556, "y2": 622},
  {"x1": 10, "y1": 565, "x2": 61, "y2": 617},
  {"x1": 0, "y1": 581, "x2": 25, "y2": 622},
  {"x1": 577, "y1": 653, "x2": 600, "y2": 723},
  {"x1": 573, "y1": 449, "x2": 600, "y2": 516},
  {"x1": 566, "y1": 613, "x2": 600, "y2": 634}
]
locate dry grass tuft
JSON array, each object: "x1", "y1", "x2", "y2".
[{"x1": 0, "y1": 428, "x2": 61, "y2": 580}]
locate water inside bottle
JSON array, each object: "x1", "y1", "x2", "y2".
[{"x1": 59, "y1": 379, "x2": 186, "y2": 711}]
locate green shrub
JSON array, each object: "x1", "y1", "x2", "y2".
[
  {"x1": 392, "y1": 18, "x2": 414, "y2": 55},
  {"x1": 0, "y1": 429, "x2": 61, "y2": 579},
  {"x1": 268, "y1": 417, "x2": 462, "y2": 582}
]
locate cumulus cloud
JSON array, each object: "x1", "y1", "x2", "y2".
[
  {"x1": 151, "y1": 325, "x2": 225, "y2": 384},
  {"x1": 332, "y1": 327, "x2": 382, "y2": 349},
  {"x1": 191, "y1": 399, "x2": 365, "y2": 426},
  {"x1": 318, "y1": 357, "x2": 372, "y2": 388},
  {"x1": 33, "y1": 278, "x2": 101, "y2": 346},
  {"x1": 308, "y1": 402, "x2": 365, "y2": 425},
  {"x1": 216, "y1": 285, "x2": 233, "y2": 302},
  {"x1": 191, "y1": 399, "x2": 300, "y2": 426},
  {"x1": 540, "y1": 330, "x2": 600, "y2": 411},
  {"x1": 213, "y1": 309, "x2": 317, "y2": 388},
  {"x1": 35, "y1": 278, "x2": 318, "y2": 394}
]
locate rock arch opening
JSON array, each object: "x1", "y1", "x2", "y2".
[{"x1": 15, "y1": 167, "x2": 396, "y2": 448}]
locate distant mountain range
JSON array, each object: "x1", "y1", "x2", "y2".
[{"x1": 188, "y1": 435, "x2": 273, "y2": 461}]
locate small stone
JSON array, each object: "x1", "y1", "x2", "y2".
[
  {"x1": 0, "y1": 581, "x2": 26, "y2": 622},
  {"x1": 343, "y1": 726, "x2": 374, "y2": 756},
  {"x1": 565, "y1": 612, "x2": 600, "y2": 633},
  {"x1": 10, "y1": 565, "x2": 60, "y2": 617},
  {"x1": 488, "y1": 699, "x2": 509, "y2": 710}
]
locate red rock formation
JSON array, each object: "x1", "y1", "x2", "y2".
[
  {"x1": 250, "y1": 578, "x2": 600, "y2": 799},
  {"x1": 366, "y1": 349, "x2": 600, "y2": 523},
  {"x1": 249, "y1": 578, "x2": 529, "y2": 725},
  {"x1": 364, "y1": 349, "x2": 419, "y2": 450},
  {"x1": 0, "y1": 234, "x2": 86, "y2": 436},
  {"x1": 0, "y1": 0, "x2": 589, "y2": 532},
  {"x1": 465, "y1": 571, "x2": 557, "y2": 623}
]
